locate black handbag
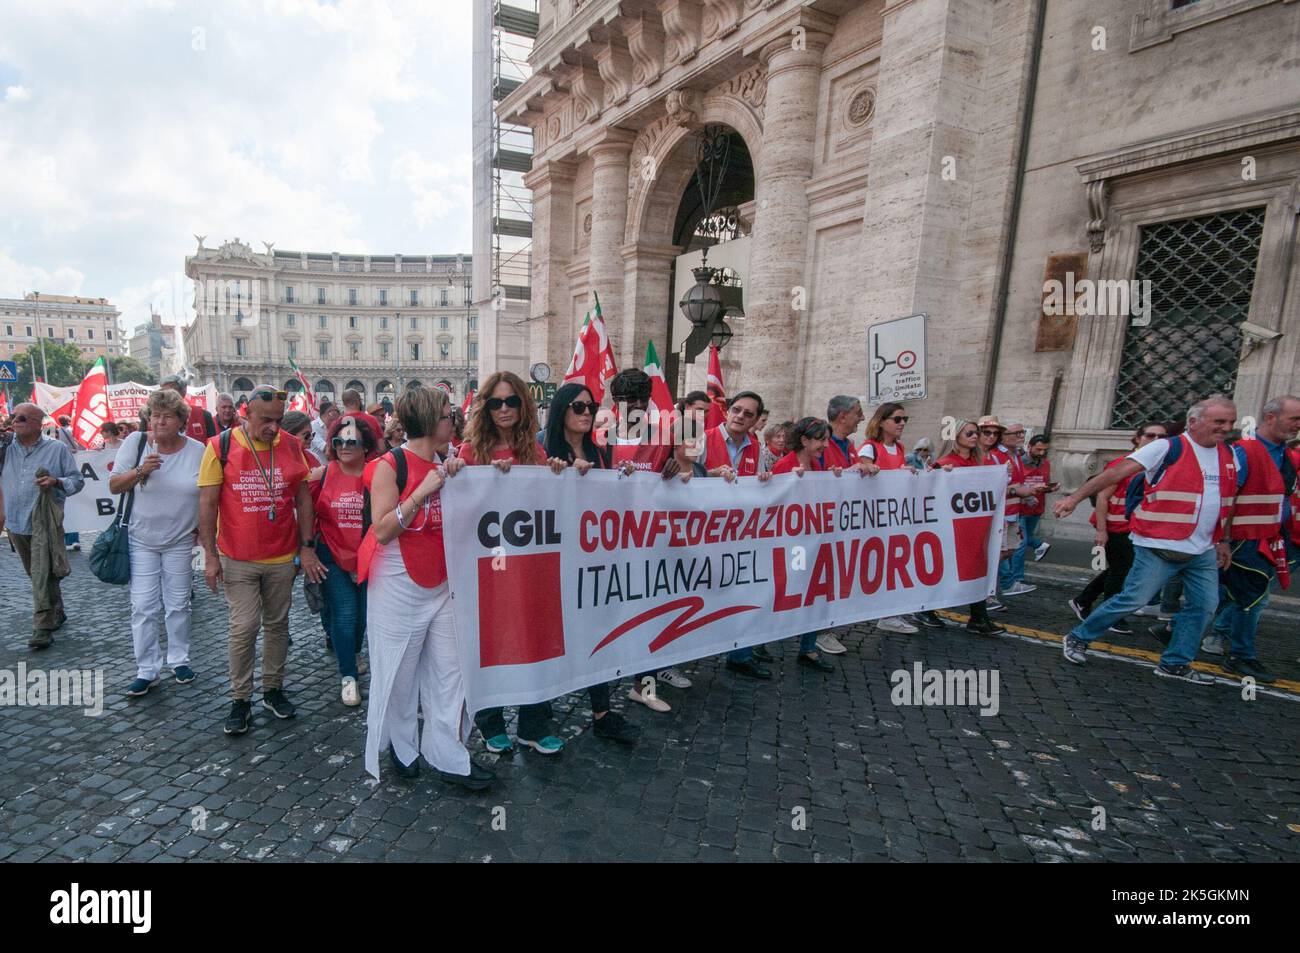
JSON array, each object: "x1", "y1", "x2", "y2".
[{"x1": 89, "y1": 437, "x2": 146, "y2": 585}]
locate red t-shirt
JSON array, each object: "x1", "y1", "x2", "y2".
[
  {"x1": 356, "y1": 450, "x2": 448, "y2": 589},
  {"x1": 936, "y1": 452, "x2": 979, "y2": 468},
  {"x1": 772, "y1": 452, "x2": 825, "y2": 475},
  {"x1": 457, "y1": 442, "x2": 548, "y2": 466},
  {"x1": 310, "y1": 462, "x2": 365, "y2": 572}
]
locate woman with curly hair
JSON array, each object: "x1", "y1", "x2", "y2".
[{"x1": 458, "y1": 371, "x2": 546, "y2": 467}]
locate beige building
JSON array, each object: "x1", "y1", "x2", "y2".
[
  {"x1": 495, "y1": 0, "x2": 1300, "y2": 540},
  {"x1": 126, "y1": 312, "x2": 178, "y2": 382},
  {"x1": 183, "y1": 239, "x2": 478, "y2": 406},
  {"x1": 0, "y1": 293, "x2": 123, "y2": 362}
]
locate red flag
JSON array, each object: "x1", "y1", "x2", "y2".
[
  {"x1": 563, "y1": 295, "x2": 619, "y2": 404},
  {"x1": 705, "y1": 344, "x2": 726, "y2": 429},
  {"x1": 0, "y1": 389, "x2": 9, "y2": 416},
  {"x1": 460, "y1": 388, "x2": 475, "y2": 415},
  {"x1": 69, "y1": 356, "x2": 111, "y2": 449},
  {"x1": 644, "y1": 340, "x2": 674, "y2": 430},
  {"x1": 288, "y1": 356, "x2": 318, "y2": 418}
]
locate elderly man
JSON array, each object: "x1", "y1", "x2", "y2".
[
  {"x1": 0, "y1": 403, "x2": 85, "y2": 648},
  {"x1": 1054, "y1": 395, "x2": 1243, "y2": 684},
  {"x1": 161, "y1": 374, "x2": 217, "y2": 443},
  {"x1": 215, "y1": 392, "x2": 238, "y2": 432},
  {"x1": 198, "y1": 384, "x2": 325, "y2": 735},
  {"x1": 822, "y1": 394, "x2": 864, "y2": 470}
]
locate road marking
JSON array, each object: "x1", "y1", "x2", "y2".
[{"x1": 935, "y1": 610, "x2": 1300, "y2": 699}]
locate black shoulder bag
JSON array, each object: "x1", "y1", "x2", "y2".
[{"x1": 89, "y1": 435, "x2": 147, "y2": 585}]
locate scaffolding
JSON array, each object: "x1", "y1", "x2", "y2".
[{"x1": 491, "y1": 1, "x2": 536, "y2": 311}]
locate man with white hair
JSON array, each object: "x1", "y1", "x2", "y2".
[
  {"x1": 1201, "y1": 395, "x2": 1300, "y2": 682},
  {"x1": 1053, "y1": 395, "x2": 1242, "y2": 684}
]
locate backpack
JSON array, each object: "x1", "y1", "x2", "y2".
[
  {"x1": 360, "y1": 447, "x2": 407, "y2": 539},
  {"x1": 1124, "y1": 437, "x2": 1184, "y2": 520}
]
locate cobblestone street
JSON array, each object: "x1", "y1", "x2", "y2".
[{"x1": 1, "y1": 542, "x2": 1298, "y2": 863}]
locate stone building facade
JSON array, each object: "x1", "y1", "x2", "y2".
[
  {"x1": 183, "y1": 239, "x2": 478, "y2": 406},
  {"x1": 0, "y1": 293, "x2": 123, "y2": 362},
  {"x1": 497, "y1": 0, "x2": 1300, "y2": 539}
]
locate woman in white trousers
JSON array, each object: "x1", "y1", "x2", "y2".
[
  {"x1": 109, "y1": 389, "x2": 205, "y2": 697},
  {"x1": 359, "y1": 385, "x2": 493, "y2": 791}
]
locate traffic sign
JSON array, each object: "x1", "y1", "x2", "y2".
[{"x1": 0, "y1": 360, "x2": 17, "y2": 383}]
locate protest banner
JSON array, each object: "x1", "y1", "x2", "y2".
[
  {"x1": 441, "y1": 466, "x2": 1007, "y2": 711},
  {"x1": 61, "y1": 447, "x2": 122, "y2": 533},
  {"x1": 106, "y1": 381, "x2": 157, "y2": 422}
]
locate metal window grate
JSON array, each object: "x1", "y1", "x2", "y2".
[{"x1": 1110, "y1": 206, "x2": 1265, "y2": 429}]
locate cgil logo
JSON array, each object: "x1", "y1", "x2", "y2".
[
  {"x1": 890, "y1": 662, "x2": 1000, "y2": 716},
  {"x1": 49, "y1": 883, "x2": 151, "y2": 934}
]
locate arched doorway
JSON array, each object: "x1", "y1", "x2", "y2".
[
  {"x1": 285, "y1": 379, "x2": 303, "y2": 393},
  {"x1": 232, "y1": 377, "x2": 255, "y2": 400},
  {"x1": 345, "y1": 379, "x2": 366, "y2": 399},
  {"x1": 315, "y1": 379, "x2": 335, "y2": 403}
]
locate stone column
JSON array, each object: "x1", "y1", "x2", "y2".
[
  {"x1": 523, "y1": 158, "x2": 577, "y2": 375},
  {"x1": 622, "y1": 242, "x2": 681, "y2": 376},
  {"x1": 739, "y1": 14, "x2": 832, "y2": 418},
  {"x1": 586, "y1": 128, "x2": 637, "y2": 359}
]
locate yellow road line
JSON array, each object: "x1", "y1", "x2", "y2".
[{"x1": 934, "y1": 610, "x2": 1300, "y2": 696}]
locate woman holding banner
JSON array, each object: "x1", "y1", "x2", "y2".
[
  {"x1": 309, "y1": 414, "x2": 379, "y2": 708},
  {"x1": 360, "y1": 386, "x2": 493, "y2": 791},
  {"x1": 109, "y1": 388, "x2": 205, "y2": 697},
  {"x1": 461, "y1": 372, "x2": 571, "y2": 756},
  {"x1": 935, "y1": 420, "x2": 1006, "y2": 637}
]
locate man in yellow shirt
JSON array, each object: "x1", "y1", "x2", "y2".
[{"x1": 198, "y1": 384, "x2": 325, "y2": 736}]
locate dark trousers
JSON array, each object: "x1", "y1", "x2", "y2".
[
  {"x1": 13, "y1": 533, "x2": 65, "y2": 632},
  {"x1": 969, "y1": 600, "x2": 990, "y2": 624},
  {"x1": 1078, "y1": 532, "x2": 1134, "y2": 609},
  {"x1": 476, "y1": 702, "x2": 552, "y2": 741}
]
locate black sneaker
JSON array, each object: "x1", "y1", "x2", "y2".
[
  {"x1": 966, "y1": 619, "x2": 1006, "y2": 637},
  {"x1": 751, "y1": 644, "x2": 776, "y2": 662},
  {"x1": 1226, "y1": 656, "x2": 1276, "y2": 684},
  {"x1": 1154, "y1": 663, "x2": 1213, "y2": 685},
  {"x1": 1068, "y1": 598, "x2": 1090, "y2": 622},
  {"x1": 913, "y1": 611, "x2": 948, "y2": 629},
  {"x1": 223, "y1": 700, "x2": 252, "y2": 735},
  {"x1": 1147, "y1": 623, "x2": 1171, "y2": 647},
  {"x1": 592, "y1": 711, "x2": 641, "y2": 745},
  {"x1": 725, "y1": 659, "x2": 772, "y2": 680},
  {"x1": 438, "y1": 762, "x2": 494, "y2": 791},
  {"x1": 797, "y1": 652, "x2": 834, "y2": 672},
  {"x1": 262, "y1": 689, "x2": 296, "y2": 719},
  {"x1": 1107, "y1": 621, "x2": 1133, "y2": 635},
  {"x1": 389, "y1": 745, "x2": 419, "y2": 780}
]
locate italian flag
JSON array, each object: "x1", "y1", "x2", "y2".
[
  {"x1": 643, "y1": 340, "x2": 675, "y2": 428},
  {"x1": 288, "y1": 355, "x2": 318, "y2": 417}
]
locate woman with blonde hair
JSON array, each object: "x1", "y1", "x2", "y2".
[
  {"x1": 934, "y1": 419, "x2": 1005, "y2": 637},
  {"x1": 108, "y1": 387, "x2": 206, "y2": 696},
  {"x1": 359, "y1": 385, "x2": 493, "y2": 790}
]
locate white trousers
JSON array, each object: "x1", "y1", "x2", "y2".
[
  {"x1": 364, "y1": 547, "x2": 472, "y2": 780},
  {"x1": 129, "y1": 536, "x2": 194, "y2": 679}
]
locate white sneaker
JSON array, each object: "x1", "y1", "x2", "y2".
[
  {"x1": 1003, "y1": 581, "x2": 1037, "y2": 596},
  {"x1": 876, "y1": 616, "x2": 919, "y2": 634},
  {"x1": 628, "y1": 687, "x2": 670, "y2": 713},
  {"x1": 657, "y1": 668, "x2": 692, "y2": 689},
  {"x1": 815, "y1": 633, "x2": 847, "y2": 654},
  {"x1": 341, "y1": 676, "x2": 361, "y2": 707},
  {"x1": 1201, "y1": 634, "x2": 1226, "y2": 656},
  {"x1": 1033, "y1": 541, "x2": 1050, "y2": 561},
  {"x1": 1134, "y1": 604, "x2": 1163, "y2": 617}
]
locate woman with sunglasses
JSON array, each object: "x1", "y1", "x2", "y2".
[
  {"x1": 461, "y1": 371, "x2": 570, "y2": 755},
  {"x1": 935, "y1": 420, "x2": 1006, "y2": 637},
  {"x1": 309, "y1": 414, "x2": 379, "y2": 707},
  {"x1": 859, "y1": 403, "x2": 926, "y2": 633},
  {"x1": 539, "y1": 382, "x2": 645, "y2": 743},
  {"x1": 359, "y1": 386, "x2": 493, "y2": 790},
  {"x1": 1069, "y1": 421, "x2": 1170, "y2": 627},
  {"x1": 770, "y1": 417, "x2": 841, "y2": 671}
]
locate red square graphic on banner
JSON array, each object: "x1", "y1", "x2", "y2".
[
  {"x1": 478, "y1": 552, "x2": 566, "y2": 667},
  {"x1": 952, "y1": 515, "x2": 994, "y2": 581}
]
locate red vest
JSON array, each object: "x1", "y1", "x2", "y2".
[
  {"x1": 989, "y1": 448, "x2": 1022, "y2": 518},
  {"x1": 862, "y1": 439, "x2": 907, "y2": 470},
  {"x1": 611, "y1": 441, "x2": 672, "y2": 473},
  {"x1": 1129, "y1": 435, "x2": 1237, "y2": 543},
  {"x1": 936, "y1": 452, "x2": 978, "y2": 468},
  {"x1": 214, "y1": 430, "x2": 309, "y2": 561},
  {"x1": 1020, "y1": 458, "x2": 1050, "y2": 514},
  {"x1": 821, "y1": 435, "x2": 858, "y2": 470},
  {"x1": 704, "y1": 426, "x2": 759, "y2": 476},
  {"x1": 1291, "y1": 448, "x2": 1300, "y2": 545},
  {"x1": 1089, "y1": 457, "x2": 1132, "y2": 533},
  {"x1": 313, "y1": 462, "x2": 365, "y2": 572},
  {"x1": 772, "y1": 452, "x2": 824, "y2": 475},
  {"x1": 356, "y1": 450, "x2": 448, "y2": 588},
  {"x1": 1230, "y1": 438, "x2": 1287, "y2": 540},
  {"x1": 185, "y1": 407, "x2": 214, "y2": 443}
]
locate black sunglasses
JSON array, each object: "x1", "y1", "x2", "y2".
[
  {"x1": 960, "y1": 429, "x2": 978, "y2": 438},
  {"x1": 13, "y1": 414, "x2": 32, "y2": 423},
  {"x1": 332, "y1": 437, "x2": 361, "y2": 449},
  {"x1": 1139, "y1": 431, "x2": 1166, "y2": 440},
  {"x1": 568, "y1": 401, "x2": 596, "y2": 416},
  {"x1": 978, "y1": 428, "x2": 1001, "y2": 435},
  {"x1": 889, "y1": 415, "x2": 909, "y2": 424},
  {"x1": 485, "y1": 395, "x2": 522, "y2": 412},
  {"x1": 252, "y1": 389, "x2": 288, "y2": 402}
]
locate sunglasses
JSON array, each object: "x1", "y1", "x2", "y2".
[
  {"x1": 332, "y1": 437, "x2": 361, "y2": 449},
  {"x1": 978, "y1": 428, "x2": 1002, "y2": 436},
  {"x1": 889, "y1": 415, "x2": 909, "y2": 424},
  {"x1": 251, "y1": 389, "x2": 288, "y2": 402},
  {"x1": 485, "y1": 395, "x2": 523, "y2": 412},
  {"x1": 1139, "y1": 431, "x2": 1166, "y2": 440},
  {"x1": 960, "y1": 430, "x2": 978, "y2": 438},
  {"x1": 568, "y1": 401, "x2": 596, "y2": 416}
]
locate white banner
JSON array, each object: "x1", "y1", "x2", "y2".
[
  {"x1": 442, "y1": 466, "x2": 1006, "y2": 711},
  {"x1": 62, "y1": 447, "x2": 124, "y2": 533}
]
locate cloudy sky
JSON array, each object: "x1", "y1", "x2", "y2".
[{"x1": 0, "y1": 0, "x2": 473, "y2": 338}]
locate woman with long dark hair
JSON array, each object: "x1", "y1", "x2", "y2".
[{"x1": 309, "y1": 414, "x2": 379, "y2": 707}]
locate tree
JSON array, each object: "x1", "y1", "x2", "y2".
[
  {"x1": 13, "y1": 342, "x2": 87, "y2": 395},
  {"x1": 107, "y1": 355, "x2": 156, "y2": 385}
]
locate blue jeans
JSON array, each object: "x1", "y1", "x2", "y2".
[
  {"x1": 319, "y1": 542, "x2": 366, "y2": 679},
  {"x1": 1211, "y1": 538, "x2": 1298, "y2": 660},
  {"x1": 1000, "y1": 515, "x2": 1042, "y2": 588},
  {"x1": 1069, "y1": 545, "x2": 1220, "y2": 668},
  {"x1": 797, "y1": 631, "x2": 818, "y2": 655}
]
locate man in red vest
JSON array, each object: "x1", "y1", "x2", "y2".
[
  {"x1": 703, "y1": 391, "x2": 763, "y2": 479},
  {"x1": 1053, "y1": 395, "x2": 1243, "y2": 684},
  {"x1": 162, "y1": 374, "x2": 217, "y2": 443},
  {"x1": 1203, "y1": 395, "x2": 1300, "y2": 682},
  {"x1": 197, "y1": 384, "x2": 325, "y2": 735}
]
